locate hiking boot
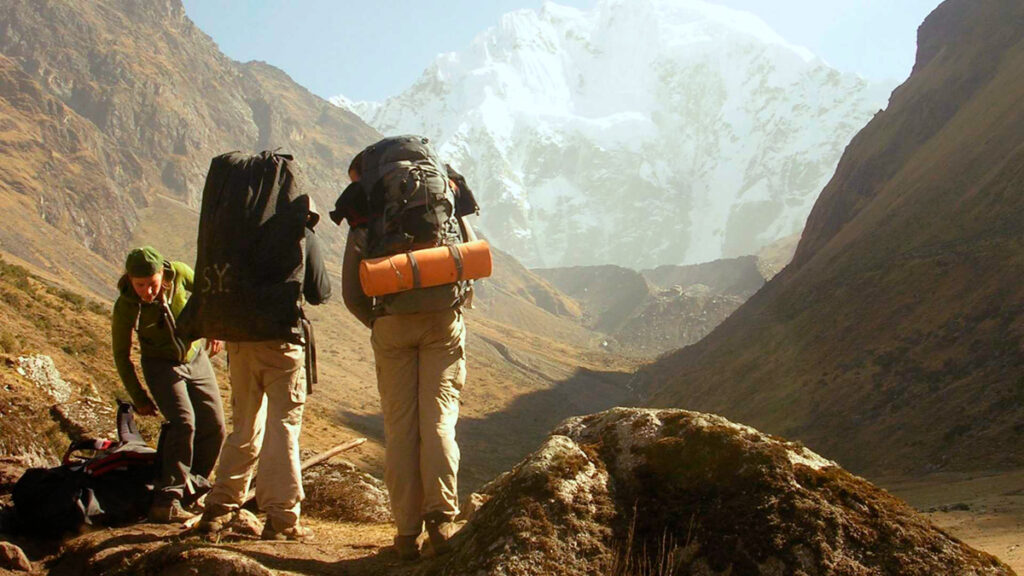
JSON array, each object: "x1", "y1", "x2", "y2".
[
  {"x1": 148, "y1": 500, "x2": 195, "y2": 524},
  {"x1": 424, "y1": 512, "x2": 457, "y2": 556},
  {"x1": 393, "y1": 534, "x2": 421, "y2": 562},
  {"x1": 261, "y1": 521, "x2": 314, "y2": 542},
  {"x1": 197, "y1": 503, "x2": 234, "y2": 535}
]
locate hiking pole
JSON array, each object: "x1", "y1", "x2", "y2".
[{"x1": 183, "y1": 437, "x2": 367, "y2": 528}]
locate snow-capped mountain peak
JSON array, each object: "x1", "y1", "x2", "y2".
[{"x1": 336, "y1": 0, "x2": 893, "y2": 268}]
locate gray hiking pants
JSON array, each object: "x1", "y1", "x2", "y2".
[{"x1": 142, "y1": 349, "x2": 226, "y2": 504}]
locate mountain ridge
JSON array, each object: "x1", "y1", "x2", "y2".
[
  {"x1": 341, "y1": 0, "x2": 892, "y2": 269},
  {"x1": 638, "y1": 0, "x2": 1024, "y2": 476}
]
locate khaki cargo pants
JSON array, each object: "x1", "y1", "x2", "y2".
[
  {"x1": 205, "y1": 340, "x2": 306, "y2": 530},
  {"x1": 372, "y1": 308, "x2": 466, "y2": 536}
]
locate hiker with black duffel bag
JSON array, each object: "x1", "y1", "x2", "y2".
[
  {"x1": 179, "y1": 151, "x2": 330, "y2": 542},
  {"x1": 111, "y1": 246, "x2": 226, "y2": 523},
  {"x1": 334, "y1": 135, "x2": 488, "y2": 561}
]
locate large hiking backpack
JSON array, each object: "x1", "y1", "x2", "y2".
[
  {"x1": 179, "y1": 151, "x2": 309, "y2": 343},
  {"x1": 357, "y1": 135, "x2": 467, "y2": 315},
  {"x1": 12, "y1": 403, "x2": 158, "y2": 536}
]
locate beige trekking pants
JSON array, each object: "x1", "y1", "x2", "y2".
[
  {"x1": 206, "y1": 340, "x2": 306, "y2": 529},
  {"x1": 371, "y1": 308, "x2": 466, "y2": 536}
]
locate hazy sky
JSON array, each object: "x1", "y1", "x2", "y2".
[{"x1": 181, "y1": 0, "x2": 943, "y2": 102}]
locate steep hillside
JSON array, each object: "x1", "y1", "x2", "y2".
[
  {"x1": 639, "y1": 0, "x2": 1024, "y2": 476},
  {"x1": 0, "y1": 0, "x2": 377, "y2": 292},
  {"x1": 0, "y1": 256, "x2": 160, "y2": 464},
  {"x1": 0, "y1": 55, "x2": 134, "y2": 292}
]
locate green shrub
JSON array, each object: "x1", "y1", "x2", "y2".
[
  {"x1": 0, "y1": 257, "x2": 34, "y2": 293},
  {"x1": 87, "y1": 300, "x2": 110, "y2": 316},
  {"x1": 49, "y1": 286, "x2": 87, "y2": 310}
]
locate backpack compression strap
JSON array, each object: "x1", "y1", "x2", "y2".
[
  {"x1": 447, "y1": 245, "x2": 465, "y2": 281},
  {"x1": 405, "y1": 251, "x2": 422, "y2": 289}
]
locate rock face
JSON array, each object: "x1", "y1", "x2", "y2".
[
  {"x1": 346, "y1": 0, "x2": 891, "y2": 268},
  {"x1": 637, "y1": 0, "x2": 1024, "y2": 476},
  {"x1": 431, "y1": 408, "x2": 1013, "y2": 576}
]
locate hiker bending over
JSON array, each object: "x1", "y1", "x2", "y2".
[
  {"x1": 111, "y1": 246, "x2": 226, "y2": 523},
  {"x1": 337, "y1": 137, "x2": 479, "y2": 561}
]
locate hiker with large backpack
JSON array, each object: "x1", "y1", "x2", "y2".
[
  {"x1": 181, "y1": 151, "x2": 331, "y2": 542},
  {"x1": 111, "y1": 246, "x2": 226, "y2": 523},
  {"x1": 334, "y1": 135, "x2": 485, "y2": 561}
]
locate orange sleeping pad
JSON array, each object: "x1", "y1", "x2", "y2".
[{"x1": 359, "y1": 240, "x2": 493, "y2": 297}]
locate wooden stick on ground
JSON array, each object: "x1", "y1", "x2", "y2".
[
  {"x1": 183, "y1": 437, "x2": 367, "y2": 528},
  {"x1": 300, "y1": 437, "x2": 367, "y2": 471}
]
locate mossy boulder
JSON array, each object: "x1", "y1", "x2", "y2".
[{"x1": 429, "y1": 408, "x2": 1013, "y2": 575}]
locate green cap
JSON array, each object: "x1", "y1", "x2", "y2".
[{"x1": 125, "y1": 246, "x2": 163, "y2": 277}]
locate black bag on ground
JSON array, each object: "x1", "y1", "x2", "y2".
[
  {"x1": 12, "y1": 403, "x2": 157, "y2": 536},
  {"x1": 179, "y1": 150, "x2": 309, "y2": 343},
  {"x1": 356, "y1": 135, "x2": 468, "y2": 315}
]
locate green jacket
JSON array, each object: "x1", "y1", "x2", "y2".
[{"x1": 111, "y1": 261, "x2": 203, "y2": 406}]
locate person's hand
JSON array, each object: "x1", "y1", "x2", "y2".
[
  {"x1": 206, "y1": 339, "x2": 224, "y2": 357},
  {"x1": 135, "y1": 399, "x2": 157, "y2": 416}
]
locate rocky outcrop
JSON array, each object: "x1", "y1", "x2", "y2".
[
  {"x1": 1, "y1": 352, "x2": 121, "y2": 470},
  {"x1": 15, "y1": 355, "x2": 71, "y2": 403},
  {"x1": 430, "y1": 408, "x2": 1013, "y2": 575}
]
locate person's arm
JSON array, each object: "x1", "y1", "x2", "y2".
[
  {"x1": 175, "y1": 261, "x2": 194, "y2": 292},
  {"x1": 342, "y1": 227, "x2": 375, "y2": 328},
  {"x1": 303, "y1": 228, "x2": 333, "y2": 305},
  {"x1": 111, "y1": 298, "x2": 155, "y2": 413},
  {"x1": 170, "y1": 261, "x2": 221, "y2": 355}
]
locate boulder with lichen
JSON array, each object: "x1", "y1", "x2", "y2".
[{"x1": 428, "y1": 408, "x2": 1013, "y2": 576}]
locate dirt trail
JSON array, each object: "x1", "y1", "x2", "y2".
[
  {"x1": 881, "y1": 469, "x2": 1024, "y2": 573},
  {"x1": 31, "y1": 519, "x2": 418, "y2": 576}
]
